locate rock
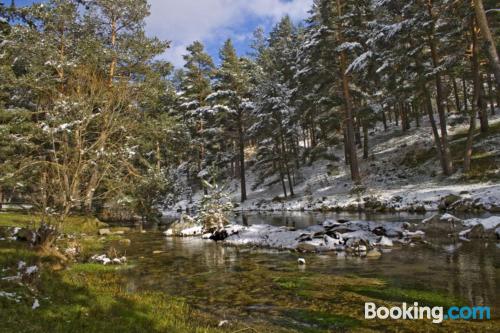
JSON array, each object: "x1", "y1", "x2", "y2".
[
  {"x1": 210, "y1": 229, "x2": 229, "y2": 241},
  {"x1": 366, "y1": 249, "x2": 382, "y2": 258},
  {"x1": 296, "y1": 243, "x2": 318, "y2": 253},
  {"x1": 372, "y1": 226, "x2": 386, "y2": 236},
  {"x1": 297, "y1": 258, "x2": 306, "y2": 265},
  {"x1": 218, "y1": 320, "x2": 229, "y2": 327},
  {"x1": 32, "y1": 299, "x2": 40, "y2": 310},
  {"x1": 421, "y1": 214, "x2": 464, "y2": 235},
  {"x1": 439, "y1": 194, "x2": 461, "y2": 210},
  {"x1": 152, "y1": 250, "x2": 165, "y2": 254},
  {"x1": 90, "y1": 254, "x2": 126, "y2": 265},
  {"x1": 16, "y1": 228, "x2": 36, "y2": 243},
  {"x1": 164, "y1": 214, "x2": 203, "y2": 237},
  {"x1": 113, "y1": 231, "x2": 125, "y2": 235},
  {"x1": 98, "y1": 228, "x2": 111, "y2": 236},
  {"x1": 377, "y1": 236, "x2": 393, "y2": 248}
]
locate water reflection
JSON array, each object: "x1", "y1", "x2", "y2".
[{"x1": 119, "y1": 212, "x2": 500, "y2": 325}]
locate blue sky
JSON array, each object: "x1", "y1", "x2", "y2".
[{"x1": 13, "y1": 0, "x2": 313, "y2": 67}]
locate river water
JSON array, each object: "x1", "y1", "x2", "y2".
[{"x1": 112, "y1": 212, "x2": 500, "y2": 331}]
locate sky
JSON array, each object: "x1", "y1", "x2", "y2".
[{"x1": 13, "y1": 0, "x2": 313, "y2": 67}]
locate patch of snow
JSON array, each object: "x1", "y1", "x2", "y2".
[{"x1": 463, "y1": 216, "x2": 500, "y2": 230}]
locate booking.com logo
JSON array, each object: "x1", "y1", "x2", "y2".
[{"x1": 365, "y1": 302, "x2": 491, "y2": 324}]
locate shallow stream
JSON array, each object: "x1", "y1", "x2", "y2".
[{"x1": 111, "y1": 212, "x2": 500, "y2": 331}]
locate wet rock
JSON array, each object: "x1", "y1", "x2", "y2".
[
  {"x1": 296, "y1": 243, "x2": 318, "y2": 253},
  {"x1": 366, "y1": 249, "x2": 382, "y2": 258},
  {"x1": 372, "y1": 226, "x2": 386, "y2": 236},
  {"x1": 439, "y1": 194, "x2": 461, "y2": 210},
  {"x1": 376, "y1": 236, "x2": 393, "y2": 248},
  {"x1": 421, "y1": 214, "x2": 465, "y2": 235},
  {"x1": 210, "y1": 229, "x2": 229, "y2": 241}
]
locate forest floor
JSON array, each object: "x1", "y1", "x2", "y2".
[{"x1": 171, "y1": 113, "x2": 500, "y2": 213}]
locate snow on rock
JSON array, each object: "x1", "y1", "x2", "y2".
[
  {"x1": 164, "y1": 214, "x2": 203, "y2": 237},
  {"x1": 202, "y1": 220, "x2": 422, "y2": 254},
  {"x1": 90, "y1": 254, "x2": 126, "y2": 265},
  {"x1": 463, "y1": 216, "x2": 500, "y2": 230},
  {"x1": 0, "y1": 291, "x2": 22, "y2": 303}
]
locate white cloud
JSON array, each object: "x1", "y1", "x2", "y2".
[{"x1": 146, "y1": 0, "x2": 312, "y2": 66}]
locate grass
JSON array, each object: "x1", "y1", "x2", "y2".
[
  {"x1": 0, "y1": 241, "x2": 231, "y2": 333},
  {"x1": 1, "y1": 213, "x2": 499, "y2": 332},
  {"x1": 403, "y1": 119, "x2": 500, "y2": 180},
  {"x1": 0, "y1": 212, "x2": 108, "y2": 234}
]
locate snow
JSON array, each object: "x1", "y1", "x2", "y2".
[
  {"x1": 180, "y1": 226, "x2": 203, "y2": 236},
  {"x1": 463, "y1": 216, "x2": 500, "y2": 230},
  {"x1": 166, "y1": 218, "x2": 417, "y2": 254},
  {"x1": 25, "y1": 266, "x2": 38, "y2": 275},
  {"x1": 32, "y1": 299, "x2": 40, "y2": 310},
  {"x1": 167, "y1": 114, "x2": 500, "y2": 215},
  {"x1": 90, "y1": 254, "x2": 126, "y2": 265}
]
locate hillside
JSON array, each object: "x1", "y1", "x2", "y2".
[{"x1": 171, "y1": 113, "x2": 500, "y2": 213}]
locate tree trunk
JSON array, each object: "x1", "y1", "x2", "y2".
[
  {"x1": 465, "y1": 19, "x2": 481, "y2": 172},
  {"x1": 337, "y1": 0, "x2": 361, "y2": 184},
  {"x1": 237, "y1": 113, "x2": 247, "y2": 202},
  {"x1": 462, "y1": 75, "x2": 469, "y2": 114},
  {"x1": 426, "y1": 1, "x2": 453, "y2": 175},
  {"x1": 487, "y1": 72, "x2": 495, "y2": 115},
  {"x1": 108, "y1": 16, "x2": 117, "y2": 86},
  {"x1": 382, "y1": 110, "x2": 387, "y2": 131},
  {"x1": 452, "y1": 76, "x2": 461, "y2": 113},
  {"x1": 473, "y1": 0, "x2": 500, "y2": 87},
  {"x1": 423, "y1": 86, "x2": 446, "y2": 173},
  {"x1": 363, "y1": 124, "x2": 369, "y2": 160}
]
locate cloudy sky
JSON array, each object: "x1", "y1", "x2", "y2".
[{"x1": 16, "y1": 0, "x2": 313, "y2": 67}]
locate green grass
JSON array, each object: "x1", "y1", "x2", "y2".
[
  {"x1": 0, "y1": 212, "x2": 108, "y2": 234},
  {"x1": 0, "y1": 241, "x2": 231, "y2": 333}
]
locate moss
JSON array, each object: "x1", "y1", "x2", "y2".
[
  {"x1": 0, "y1": 243, "x2": 231, "y2": 333},
  {"x1": 0, "y1": 212, "x2": 108, "y2": 235},
  {"x1": 284, "y1": 309, "x2": 361, "y2": 331}
]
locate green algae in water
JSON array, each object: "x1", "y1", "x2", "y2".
[
  {"x1": 345, "y1": 285, "x2": 465, "y2": 308},
  {"x1": 281, "y1": 309, "x2": 361, "y2": 332}
]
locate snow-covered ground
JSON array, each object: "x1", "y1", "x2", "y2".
[{"x1": 169, "y1": 114, "x2": 500, "y2": 213}]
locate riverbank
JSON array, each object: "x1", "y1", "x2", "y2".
[{"x1": 0, "y1": 213, "x2": 230, "y2": 333}]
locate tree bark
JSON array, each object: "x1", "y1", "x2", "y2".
[
  {"x1": 473, "y1": 0, "x2": 500, "y2": 87},
  {"x1": 237, "y1": 113, "x2": 247, "y2": 202},
  {"x1": 465, "y1": 19, "x2": 481, "y2": 172},
  {"x1": 462, "y1": 75, "x2": 469, "y2": 113},
  {"x1": 487, "y1": 72, "x2": 495, "y2": 115},
  {"x1": 336, "y1": 0, "x2": 361, "y2": 184},
  {"x1": 452, "y1": 76, "x2": 461, "y2": 113},
  {"x1": 362, "y1": 124, "x2": 369, "y2": 160},
  {"x1": 426, "y1": 1, "x2": 453, "y2": 175}
]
